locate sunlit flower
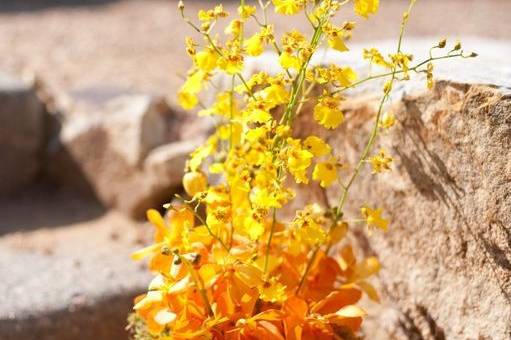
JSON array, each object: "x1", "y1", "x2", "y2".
[
  {"x1": 360, "y1": 206, "x2": 389, "y2": 231},
  {"x1": 368, "y1": 149, "x2": 393, "y2": 173},
  {"x1": 131, "y1": 0, "x2": 463, "y2": 337},
  {"x1": 272, "y1": 0, "x2": 304, "y2": 15},
  {"x1": 354, "y1": 0, "x2": 379, "y2": 18},
  {"x1": 313, "y1": 95, "x2": 344, "y2": 129},
  {"x1": 313, "y1": 157, "x2": 338, "y2": 187}
]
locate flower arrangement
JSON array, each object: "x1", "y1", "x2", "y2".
[{"x1": 128, "y1": 0, "x2": 472, "y2": 338}]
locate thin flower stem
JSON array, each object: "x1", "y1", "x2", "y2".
[
  {"x1": 307, "y1": 1, "x2": 423, "y2": 281},
  {"x1": 263, "y1": 208, "x2": 277, "y2": 273},
  {"x1": 227, "y1": 78, "x2": 235, "y2": 249},
  {"x1": 252, "y1": 0, "x2": 292, "y2": 78},
  {"x1": 186, "y1": 201, "x2": 230, "y2": 251},
  {"x1": 177, "y1": 254, "x2": 214, "y2": 317},
  {"x1": 281, "y1": 18, "x2": 325, "y2": 125},
  {"x1": 293, "y1": 81, "x2": 317, "y2": 118},
  {"x1": 295, "y1": 247, "x2": 319, "y2": 295},
  {"x1": 239, "y1": 0, "x2": 245, "y2": 46},
  {"x1": 334, "y1": 0, "x2": 417, "y2": 220},
  {"x1": 331, "y1": 53, "x2": 463, "y2": 95}
]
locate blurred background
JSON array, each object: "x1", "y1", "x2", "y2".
[
  {"x1": 0, "y1": 1, "x2": 509, "y2": 339},
  {"x1": 0, "y1": 0, "x2": 509, "y2": 101}
]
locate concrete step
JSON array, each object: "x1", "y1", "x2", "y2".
[{"x1": 0, "y1": 198, "x2": 152, "y2": 340}]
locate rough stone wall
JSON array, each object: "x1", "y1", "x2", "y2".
[
  {"x1": 0, "y1": 72, "x2": 45, "y2": 195},
  {"x1": 296, "y1": 81, "x2": 511, "y2": 339}
]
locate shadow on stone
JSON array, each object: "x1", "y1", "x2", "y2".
[
  {"x1": 396, "y1": 93, "x2": 464, "y2": 209},
  {"x1": 0, "y1": 290, "x2": 136, "y2": 340},
  {"x1": 0, "y1": 180, "x2": 105, "y2": 235},
  {"x1": 0, "y1": 0, "x2": 121, "y2": 13}
]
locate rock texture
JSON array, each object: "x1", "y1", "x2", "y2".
[
  {"x1": 47, "y1": 94, "x2": 210, "y2": 218},
  {"x1": 115, "y1": 139, "x2": 201, "y2": 219},
  {"x1": 0, "y1": 71, "x2": 45, "y2": 195},
  {"x1": 0, "y1": 211, "x2": 152, "y2": 340},
  {"x1": 288, "y1": 49, "x2": 511, "y2": 338},
  {"x1": 327, "y1": 82, "x2": 510, "y2": 339}
]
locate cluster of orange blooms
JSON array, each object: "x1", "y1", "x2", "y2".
[
  {"x1": 131, "y1": 205, "x2": 379, "y2": 339},
  {"x1": 128, "y1": 0, "x2": 469, "y2": 338}
]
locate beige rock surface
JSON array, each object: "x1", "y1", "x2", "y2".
[
  {"x1": 0, "y1": 71, "x2": 45, "y2": 195},
  {"x1": 0, "y1": 206, "x2": 152, "y2": 340},
  {"x1": 47, "y1": 94, "x2": 209, "y2": 218},
  {"x1": 293, "y1": 70, "x2": 511, "y2": 338}
]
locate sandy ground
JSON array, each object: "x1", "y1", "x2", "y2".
[{"x1": 0, "y1": 0, "x2": 509, "y2": 106}]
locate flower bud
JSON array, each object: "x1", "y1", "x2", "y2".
[
  {"x1": 161, "y1": 245, "x2": 172, "y2": 256},
  {"x1": 178, "y1": 0, "x2": 184, "y2": 10},
  {"x1": 454, "y1": 41, "x2": 462, "y2": 51},
  {"x1": 383, "y1": 80, "x2": 392, "y2": 94},
  {"x1": 438, "y1": 38, "x2": 446, "y2": 48},
  {"x1": 183, "y1": 171, "x2": 208, "y2": 196}
]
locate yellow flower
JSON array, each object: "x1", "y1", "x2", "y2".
[
  {"x1": 360, "y1": 206, "x2": 388, "y2": 231},
  {"x1": 328, "y1": 36, "x2": 349, "y2": 52},
  {"x1": 224, "y1": 19, "x2": 242, "y2": 36},
  {"x1": 279, "y1": 52, "x2": 301, "y2": 70},
  {"x1": 363, "y1": 48, "x2": 392, "y2": 68},
  {"x1": 245, "y1": 26, "x2": 273, "y2": 57},
  {"x1": 313, "y1": 96, "x2": 344, "y2": 129},
  {"x1": 331, "y1": 66, "x2": 357, "y2": 87},
  {"x1": 183, "y1": 171, "x2": 208, "y2": 196},
  {"x1": 312, "y1": 157, "x2": 338, "y2": 187},
  {"x1": 259, "y1": 277, "x2": 287, "y2": 303},
  {"x1": 194, "y1": 49, "x2": 218, "y2": 72},
  {"x1": 218, "y1": 51, "x2": 244, "y2": 74},
  {"x1": 303, "y1": 136, "x2": 331, "y2": 157},
  {"x1": 198, "y1": 4, "x2": 229, "y2": 22},
  {"x1": 243, "y1": 214, "x2": 266, "y2": 240},
  {"x1": 182, "y1": 70, "x2": 205, "y2": 94},
  {"x1": 354, "y1": 0, "x2": 379, "y2": 18},
  {"x1": 177, "y1": 90, "x2": 198, "y2": 110},
  {"x1": 281, "y1": 30, "x2": 307, "y2": 52},
  {"x1": 368, "y1": 149, "x2": 392, "y2": 173},
  {"x1": 130, "y1": 0, "x2": 455, "y2": 335},
  {"x1": 184, "y1": 37, "x2": 197, "y2": 57},
  {"x1": 245, "y1": 33, "x2": 264, "y2": 56},
  {"x1": 245, "y1": 108, "x2": 273, "y2": 124},
  {"x1": 188, "y1": 136, "x2": 216, "y2": 171},
  {"x1": 352, "y1": 257, "x2": 381, "y2": 281},
  {"x1": 272, "y1": 0, "x2": 304, "y2": 15},
  {"x1": 238, "y1": 5, "x2": 256, "y2": 19},
  {"x1": 262, "y1": 83, "x2": 290, "y2": 107},
  {"x1": 379, "y1": 111, "x2": 396, "y2": 129},
  {"x1": 177, "y1": 70, "x2": 207, "y2": 109},
  {"x1": 199, "y1": 91, "x2": 238, "y2": 118},
  {"x1": 391, "y1": 52, "x2": 412, "y2": 77},
  {"x1": 298, "y1": 221, "x2": 327, "y2": 246},
  {"x1": 287, "y1": 139, "x2": 313, "y2": 184}
]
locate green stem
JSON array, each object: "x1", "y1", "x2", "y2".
[
  {"x1": 177, "y1": 254, "x2": 214, "y2": 317},
  {"x1": 189, "y1": 204, "x2": 230, "y2": 251},
  {"x1": 331, "y1": 53, "x2": 462, "y2": 95},
  {"x1": 295, "y1": 248, "x2": 319, "y2": 295},
  {"x1": 281, "y1": 20, "x2": 325, "y2": 126},
  {"x1": 263, "y1": 209, "x2": 277, "y2": 273},
  {"x1": 333, "y1": 0, "x2": 417, "y2": 220}
]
